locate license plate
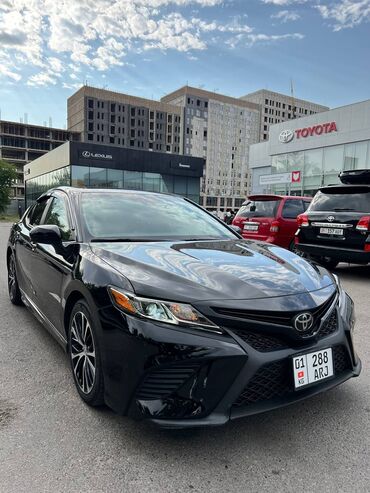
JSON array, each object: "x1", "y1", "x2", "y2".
[
  {"x1": 320, "y1": 227, "x2": 343, "y2": 235},
  {"x1": 244, "y1": 224, "x2": 259, "y2": 231},
  {"x1": 293, "y1": 348, "x2": 333, "y2": 389}
]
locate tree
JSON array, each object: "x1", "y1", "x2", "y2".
[{"x1": 0, "y1": 159, "x2": 18, "y2": 214}]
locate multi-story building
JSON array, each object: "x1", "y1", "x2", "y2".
[
  {"x1": 240, "y1": 89, "x2": 329, "y2": 142},
  {"x1": 161, "y1": 86, "x2": 260, "y2": 210},
  {"x1": 67, "y1": 86, "x2": 183, "y2": 155},
  {"x1": 0, "y1": 120, "x2": 79, "y2": 212}
]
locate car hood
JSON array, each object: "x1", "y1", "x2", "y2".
[{"x1": 90, "y1": 239, "x2": 335, "y2": 302}]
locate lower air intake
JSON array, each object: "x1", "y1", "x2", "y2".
[{"x1": 136, "y1": 365, "x2": 197, "y2": 400}]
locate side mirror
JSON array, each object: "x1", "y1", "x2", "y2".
[{"x1": 30, "y1": 225, "x2": 62, "y2": 246}]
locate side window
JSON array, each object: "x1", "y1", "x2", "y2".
[
  {"x1": 282, "y1": 200, "x2": 304, "y2": 219},
  {"x1": 29, "y1": 200, "x2": 49, "y2": 226},
  {"x1": 43, "y1": 197, "x2": 72, "y2": 240},
  {"x1": 303, "y1": 201, "x2": 311, "y2": 211}
]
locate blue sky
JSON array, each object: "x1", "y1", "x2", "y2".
[{"x1": 0, "y1": 0, "x2": 369, "y2": 128}]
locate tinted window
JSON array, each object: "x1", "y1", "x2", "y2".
[
  {"x1": 43, "y1": 197, "x2": 72, "y2": 240},
  {"x1": 282, "y1": 200, "x2": 304, "y2": 219},
  {"x1": 236, "y1": 200, "x2": 281, "y2": 218},
  {"x1": 303, "y1": 201, "x2": 311, "y2": 211},
  {"x1": 80, "y1": 192, "x2": 236, "y2": 240},
  {"x1": 309, "y1": 189, "x2": 370, "y2": 213},
  {"x1": 29, "y1": 200, "x2": 49, "y2": 225}
]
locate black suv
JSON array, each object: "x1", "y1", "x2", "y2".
[{"x1": 296, "y1": 169, "x2": 370, "y2": 269}]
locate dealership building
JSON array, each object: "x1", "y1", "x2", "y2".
[
  {"x1": 249, "y1": 99, "x2": 370, "y2": 196},
  {"x1": 24, "y1": 141, "x2": 204, "y2": 206}
]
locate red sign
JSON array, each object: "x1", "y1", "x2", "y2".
[
  {"x1": 291, "y1": 171, "x2": 301, "y2": 183},
  {"x1": 296, "y1": 122, "x2": 337, "y2": 139},
  {"x1": 298, "y1": 371, "x2": 304, "y2": 379}
]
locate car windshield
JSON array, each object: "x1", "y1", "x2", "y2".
[
  {"x1": 236, "y1": 199, "x2": 281, "y2": 218},
  {"x1": 309, "y1": 189, "x2": 370, "y2": 213},
  {"x1": 80, "y1": 192, "x2": 237, "y2": 241}
]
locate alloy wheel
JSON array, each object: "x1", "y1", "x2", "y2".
[
  {"x1": 70, "y1": 311, "x2": 96, "y2": 394},
  {"x1": 8, "y1": 256, "x2": 17, "y2": 299}
]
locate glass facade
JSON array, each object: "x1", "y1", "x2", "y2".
[
  {"x1": 271, "y1": 139, "x2": 370, "y2": 196},
  {"x1": 26, "y1": 166, "x2": 71, "y2": 204},
  {"x1": 26, "y1": 165, "x2": 200, "y2": 206}
]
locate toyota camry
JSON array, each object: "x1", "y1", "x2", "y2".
[{"x1": 7, "y1": 187, "x2": 361, "y2": 427}]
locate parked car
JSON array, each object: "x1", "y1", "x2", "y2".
[
  {"x1": 295, "y1": 169, "x2": 370, "y2": 269},
  {"x1": 7, "y1": 187, "x2": 360, "y2": 428},
  {"x1": 232, "y1": 194, "x2": 311, "y2": 250}
]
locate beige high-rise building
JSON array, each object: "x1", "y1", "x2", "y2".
[
  {"x1": 241, "y1": 89, "x2": 329, "y2": 142},
  {"x1": 162, "y1": 86, "x2": 260, "y2": 210}
]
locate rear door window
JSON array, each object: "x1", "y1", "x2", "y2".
[
  {"x1": 282, "y1": 200, "x2": 305, "y2": 219},
  {"x1": 309, "y1": 189, "x2": 370, "y2": 213},
  {"x1": 236, "y1": 200, "x2": 281, "y2": 218}
]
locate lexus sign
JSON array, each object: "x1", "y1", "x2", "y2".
[
  {"x1": 279, "y1": 121, "x2": 338, "y2": 144},
  {"x1": 81, "y1": 150, "x2": 113, "y2": 160}
]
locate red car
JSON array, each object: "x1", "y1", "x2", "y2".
[{"x1": 232, "y1": 194, "x2": 311, "y2": 250}]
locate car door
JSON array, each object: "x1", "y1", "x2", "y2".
[
  {"x1": 27, "y1": 192, "x2": 75, "y2": 333},
  {"x1": 15, "y1": 197, "x2": 52, "y2": 301},
  {"x1": 279, "y1": 199, "x2": 305, "y2": 248}
]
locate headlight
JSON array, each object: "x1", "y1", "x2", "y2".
[{"x1": 109, "y1": 287, "x2": 222, "y2": 333}]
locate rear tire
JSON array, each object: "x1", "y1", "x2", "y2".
[
  {"x1": 7, "y1": 253, "x2": 23, "y2": 306},
  {"x1": 68, "y1": 300, "x2": 105, "y2": 407}
]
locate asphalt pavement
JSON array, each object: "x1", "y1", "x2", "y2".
[{"x1": 0, "y1": 222, "x2": 369, "y2": 493}]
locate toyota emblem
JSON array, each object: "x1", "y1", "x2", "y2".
[
  {"x1": 327, "y1": 215, "x2": 335, "y2": 222},
  {"x1": 293, "y1": 312, "x2": 314, "y2": 333},
  {"x1": 279, "y1": 129, "x2": 294, "y2": 144}
]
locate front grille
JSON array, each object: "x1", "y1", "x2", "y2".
[
  {"x1": 319, "y1": 310, "x2": 338, "y2": 337},
  {"x1": 231, "y1": 329, "x2": 288, "y2": 352},
  {"x1": 233, "y1": 360, "x2": 290, "y2": 407},
  {"x1": 136, "y1": 365, "x2": 197, "y2": 400},
  {"x1": 333, "y1": 345, "x2": 352, "y2": 374},
  {"x1": 232, "y1": 345, "x2": 352, "y2": 408},
  {"x1": 213, "y1": 293, "x2": 336, "y2": 328}
]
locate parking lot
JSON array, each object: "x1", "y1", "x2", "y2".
[{"x1": 0, "y1": 221, "x2": 369, "y2": 493}]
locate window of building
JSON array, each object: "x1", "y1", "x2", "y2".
[
  {"x1": 88, "y1": 99, "x2": 94, "y2": 109},
  {"x1": 131, "y1": 108, "x2": 135, "y2": 116},
  {"x1": 111, "y1": 103, "x2": 116, "y2": 112},
  {"x1": 110, "y1": 126, "x2": 115, "y2": 134},
  {"x1": 88, "y1": 133, "x2": 93, "y2": 141},
  {"x1": 110, "y1": 137, "x2": 114, "y2": 144},
  {"x1": 130, "y1": 139, "x2": 135, "y2": 146},
  {"x1": 88, "y1": 111, "x2": 94, "y2": 120},
  {"x1": 88, "y1": 122, "x2": 93, "y2": 131}
]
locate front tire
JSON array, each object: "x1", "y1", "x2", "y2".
[
  {"x1": 68, "y1": 300, "x2": 105, "y2": 407},
  {"x1": 7, "y1": 253, "x2": 23, "y2": 306}
]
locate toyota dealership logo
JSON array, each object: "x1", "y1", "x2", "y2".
[
  {"x1": 279, "y1": 129, "x2": 294, "y2": 144},
  {"x1": 293, "y1": 313, "x2": 314, "y2": 333}
]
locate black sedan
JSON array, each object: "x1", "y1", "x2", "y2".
[{"x1": 7, "y1": 187, "x2": 361, "y2": 428}]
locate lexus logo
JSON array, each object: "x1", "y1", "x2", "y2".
[
  {"x1": 279, "y1": 129, "x2": 294, "y2": 144},
  {"x1": 293, "y1": 312, "x2": 314, "y2": 333},
  {"x1": 81, "y1": 150, "x2": 113, "y2": 160},
  {"x1": 327, "y1": 215, "x2": 335, "y2": 222}
]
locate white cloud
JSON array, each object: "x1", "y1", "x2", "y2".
[
  {"x1": 316, "y1": 0, "x2": 370, "y2": 30},
  {"x1": 226, "y1": 31, "x2": 304, "y2": 48},
  {"x1": 262, "y1": 0, "x2": 307, "y2": 4},
  {"x1": 0, "y1": 0, "x2": 306, "y2": 87},
  {"x1": 271, "y1": 9, "x2": 301, "y2": 21}
]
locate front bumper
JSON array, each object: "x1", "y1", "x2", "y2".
[
  {"x1": 98, "y1": 294, "x2": 361, "y2": 428},
  {"x1": 297, "y1": 242, "x2": 370, "y2": 264}
]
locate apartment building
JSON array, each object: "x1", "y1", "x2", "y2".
[
  {"x1": 0, "y1": 120, "x2": 79, "y2": 210},
  {"x1": 241, "y1": 89, "x2": 329, "y2": 142},
  {"x1": 161, "y1": 86, "x2": 260, "y2": 210},
  {"x1": 67, "y1": 86, "x2": 183, "y2": 155}
]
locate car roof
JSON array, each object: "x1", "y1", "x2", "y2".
[
  {"x1": 318, "y1": 184, "x2": 370, "y2": 193},
  {"x1": 37, "y1": 186, "x2": 179, "y2": 201},
  {"x1": 247, "y1": 194, "x2": 311, "y2": 201}
]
